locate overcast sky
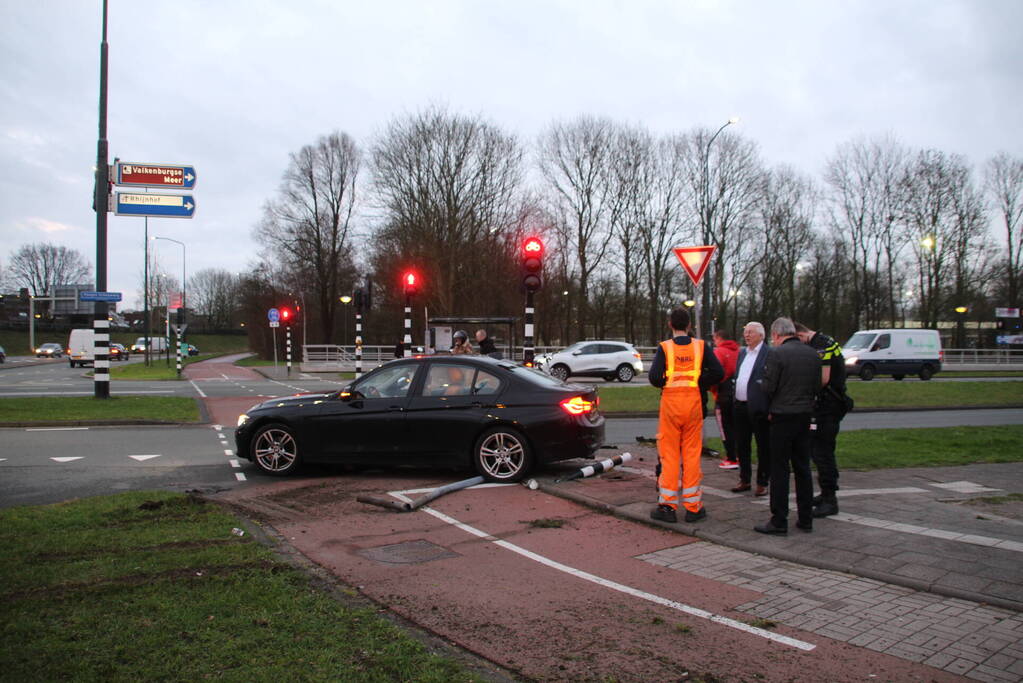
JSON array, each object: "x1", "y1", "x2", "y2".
[{"x1": 2, "y1": 0, "x2": 1021, "y2": 309}]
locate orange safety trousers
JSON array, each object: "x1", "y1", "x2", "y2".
[{"x1": 656, "y1": 338, "x2": 704, "y2": 513}]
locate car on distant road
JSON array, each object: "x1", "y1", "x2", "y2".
[
  {"x1": 186, "y1": 343, "x2": 199, "y2": 356},
  {"x1": 537, "y1": 341, "x2": 644, "y2": 382},
  {"x1": 110, "y1": 343, "x2": 130, "y2": 361},
  {"x1": 0, "y1": 345, "x2": 5, "y2": 363},
  {"x1": 35, "y1": 343, "x2": 64, "y2": 358},
  {"x1": 235, "y1": 355, "x2": 605, "y2": 481}
]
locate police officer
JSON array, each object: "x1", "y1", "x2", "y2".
[
  {"x1": 794, "y1": 322, "x2": 847, "y2": 518},
  {"x1": 648, "y1": 307, "x2": 724, "y2": 524}
]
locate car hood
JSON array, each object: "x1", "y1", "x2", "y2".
[{"x1": 248, "y1": 392, "x2": 332, "y2": 412}]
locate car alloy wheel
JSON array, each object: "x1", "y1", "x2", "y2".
[
  {"x1": 252, "y1": 423, "x2": 300, "y2": 475},
  {"x1": 550, "y1": 364, "x2": 569, "y2": 381},
  {"x1": 616, "y1": 364, "x2": 635, "y2": 382},
  {"x1": 474, "y1": 427, "x2": 532, "y2": 482}
]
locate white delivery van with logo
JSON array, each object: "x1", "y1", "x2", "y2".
[
  {"x1": 130, "y1": 336, "x2": 168, "y2": 354},
  {"x1": 843, "y1": 329, "x2": 943, "y2": 381}
]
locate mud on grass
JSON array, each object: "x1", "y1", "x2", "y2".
[{"x1": 0, "y1": 491, "x2": 483, "y2": 682}]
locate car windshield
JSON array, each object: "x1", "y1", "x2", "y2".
[
  {"x1": 843, "y1": 333, "x2": 876, "y2": 352},
  {"x1": 558, "y1": 342, "x2": 585, "y2": 354}
]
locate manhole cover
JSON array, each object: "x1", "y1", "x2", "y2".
[{"x1": 357, "y1": 539, "x2": 459, "y2": 565}]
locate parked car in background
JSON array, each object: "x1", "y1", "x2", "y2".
[
  {"x1": 36, "y1": 343, "x2": 64, "y2": 358},
  {"x1": 537, "y1": 341, "x2": 645, "y2": 382},
  {"x1": 235, "y1": 355, "x2": 605, "y2": 481},
  {"x1": 0, "y1": 345, "x2": 6, "y2": 363},
  {"x1": 844, "y1": 328, "x2": 943, "y2": 381},
  {"x1": 187, "y1": 343, "x2": 199, "y2": 356}
]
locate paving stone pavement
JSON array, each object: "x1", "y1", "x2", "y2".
[
  {"x1": 638, "y1": 542, "x2": 1023, "y2": 682},
  {"x1": 535, "y1": 454, "x2": 1023, "y2": 681}
]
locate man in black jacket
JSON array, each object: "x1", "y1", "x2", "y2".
[{"x1": 755, "y1": 317, "x2": 821, "y2": 535}]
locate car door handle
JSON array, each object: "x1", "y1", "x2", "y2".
[{"x1": 388, "y1": 405, "x2": 403, "y2": 412}]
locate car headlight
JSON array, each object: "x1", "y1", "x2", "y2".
[
  {"x1": 845, "y1": 356, "x2": 858, "y2": 365},
  {"x1": 237, "y1": 414, "x2": 250, "y2": 427}
]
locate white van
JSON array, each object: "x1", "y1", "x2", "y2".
[
  {"x1": 67, "y1": 329, "x2": 95, "y2": 368},
  {"x1": 130, "y1": 336, "x2": 168, "y2": 354},
  {"x1": 843, "y1": 329, "x2": 943, "y2": 381}
]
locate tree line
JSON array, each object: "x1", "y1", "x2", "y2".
[{"x1": 245, "y1": 107, "x2": 1021, "y2": 351}]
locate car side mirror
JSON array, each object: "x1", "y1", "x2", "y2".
[{"x1": 572, "y1": 351, "x2": 582, "y2": 356}]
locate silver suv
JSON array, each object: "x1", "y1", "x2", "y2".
[{"x1": 538, "y1": 341, "x2": 644, "y2": 382}]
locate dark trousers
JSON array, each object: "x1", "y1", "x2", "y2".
[
  {"x1": 734, "y1": 401, "x2": 771, "y2": 486},
  {"x1": 715, "y1": 398, "x2": 736, "y2": 460},
  {"x1": 768, "y1": 413, "x2": 814, "y2": 528},
  {"x1": 811, "y1": 413, "x2": 841, "y2": 494}
]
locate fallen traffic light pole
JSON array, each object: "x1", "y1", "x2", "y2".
[
  {"x1": 547, "y1": 452, "x2": 633, "y2": 484},
  {"x1": 357, "y1": 475, "x2": 485, "y2": 513}
]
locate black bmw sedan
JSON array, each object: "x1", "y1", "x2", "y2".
[{"x1": 234, "y1": 355, "x2": 605, "y2": 482}]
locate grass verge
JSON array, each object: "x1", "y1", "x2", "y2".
[
  {"x1": 703, "y1": 424, "x2": 1023, "y2": 470},
  {"x1": 108, "y1": 354, "x2": 213, "y2": 380},
  {"x1": 0, "y1": 491, "x2": 482, "y2": 682},
  {"x1": 598, "y1": 380, "x2": 1023, "y2": 413},
  {"x1": 0, "y1": 397, "x2": 201, "y2": 424}
]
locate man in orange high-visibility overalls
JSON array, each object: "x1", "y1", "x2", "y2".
[{"x1": 649, "y1": 308, "x2": 724, "y2": 524}]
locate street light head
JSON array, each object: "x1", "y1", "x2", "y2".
[
  {"x1": 683, "y1": 299, "x2": 696, "y2": 308},
  {"x1": 728, "y1": 116, "x2": 740, "y2": 125},
  {"x1": 921, "y1": 236, "x2": 935, "y2": 250},
  {"x1": 339, "y1": 295, "x2": 352, "y2": 304},
  {"x1": 955, "y1": 306, "x2": 968, "y2": 314}
]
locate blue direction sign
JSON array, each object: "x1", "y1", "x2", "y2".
[
  {"x1": 268, "y1": 308, "x2": 280, "y2": 323},
  {"x1": 115, "y1": 192, "x2": 196, "y2": 218},
  {"x1": 115, "y1": 162, "x2": 197, "y2": 190},
  {"x1": 80, "y1": 291, "x2": 123, "y2": 303}
]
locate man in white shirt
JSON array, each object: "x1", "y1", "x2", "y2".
[{"x1": 730, "y1": 322, "x2": 772, "y2": 496}]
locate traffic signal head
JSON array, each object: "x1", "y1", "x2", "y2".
[
  {"x1": 520, "y1": 236, "x2": 544, "y2": 293},
  {"x1": 403, "y1": 271, "x2": 419, "y2": 297},
  {"x1": 280, "y1": 307, "x2": 293, "y2": 326}
]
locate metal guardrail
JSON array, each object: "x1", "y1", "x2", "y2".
[{"x1": 941, "y1": 349, "x2": 1023, "y2": 364}]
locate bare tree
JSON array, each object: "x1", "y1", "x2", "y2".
[
  {"x1": 538, "y1": 116, "x2": 617, "y2": 339},
  {"x1": 8, "y1": 243, "x2": 92, "y2": 295},
  {"x1": 370, "y1": 107, "x2": 524, "y2": 318},
  {"x1": 189, "y1": 268, "x2": 239, "y2": 332},
  {"x1": 255, "y1": 131, "x2": 361, "y2": 343},
  {"x1": 985, "y1": 153, "x2": 1023, "y2": 308},
  {"x1": 755, "y1": 165, "x2": 817, "y2": 319},
  {"x1": 681, "y1": 128, "x2": 764, "y2": 336},
  {"x1": 824, "y1": 135, "x2": 910, "y2": 328}
]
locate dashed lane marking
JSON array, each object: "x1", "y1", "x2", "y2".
[
  {"x1": 26, "y1": 426, "x2": 89, "y2": 432},
  {"x1": 930, "y1": 481, "x2": 1002, "y2": 494},
  {"x1": 189, "y1": 379, "x2": 207, "y2": 398},
  {"x1": 51, "y1": 457, "x2": 84, "y2": 462},
  {"x1": 129, "y1": 455, "x2": 161, "y2": 461},
  {"x1": 235, "y1": 472, "x2": 246, "y2": 481},
  {"x1": 388, "y1": 484, "x2": 816, "y2": 651}
]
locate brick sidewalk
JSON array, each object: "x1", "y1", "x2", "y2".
[{"x1": 534, "y1": 452, "x2": 1023, "y2": 681}]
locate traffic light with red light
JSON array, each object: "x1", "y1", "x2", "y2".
[
  {"x1": 520, "y1": 236, "x2": 544, "y2": 293},
  {"x1": 403, "y1": 271, "x2": 419, "y2": 297},
  {"x1": 279, "y1": 307, "x2": 293, "y2": 326}
]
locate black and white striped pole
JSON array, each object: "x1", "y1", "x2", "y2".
[
  {"x1": 524, "y1": 291, "x2": 535, "y2": 366},
  {"x1": 286, "y1": 325, "x2": 292, "y2": 376},
  {"x1": 93, "y1": 314, "x2": 110, "y2": 397},
  {"x1": 355, "y1": 310, "x2": 363, "y2": 379},
  {"x1": 556, "y1": 453, "x2": 633, "y2": 483}
]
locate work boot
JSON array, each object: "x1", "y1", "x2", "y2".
[
  {"x1": 813, "y1": 493, "x2": 839, "y2": 518},
  {"x1": 650, "y1": 505, "x2": 677, "y2": 523},
  {"x1": 684, "y1": 508, "x2": 707, "y2": 523}
]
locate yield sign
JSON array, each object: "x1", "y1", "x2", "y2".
[{"x1": 673, "y1": 246, "x2": 717, "y2": 286}]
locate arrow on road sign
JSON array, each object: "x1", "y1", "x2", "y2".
[
  {"x1": 115, "y1": 162, "x2": 197, "y2": 189},
  {"x1": 673, "y1": 246, "x2": 717, "y2": 286},
  {"x1": 114, "y1": 192, "x2": 196, "y2": 218}
]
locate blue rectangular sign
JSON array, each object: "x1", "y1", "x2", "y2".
[
  {"x1": 79, "y1": 291, "x2": 123, "y2": 302},
  {"x1": 114, "y1": 192, "x2": 196, "y2": 218}
]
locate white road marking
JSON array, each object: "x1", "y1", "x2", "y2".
[
  {"x1": 213, "y1": 424, "x2": 222, "y2": 431},
  {"x1": 830, "y1": 511, "x2": 1023, "y2": 552},
  {"x1": 235, "y1": 472, "x2": 246, "y2": 481},
  {"x1": 930, "y1": 481, "x2": 1002, "y2": 494},
  {"x1": 0, "y1": 458, "x2": 6, "y2": 462},
  {"x1": 26, "y1": 426, "x2": 89, "y2": 432},
  {"x1": 230, "y1": 459, "x2": 240, "y2": 468},
  {"x1": 129, "y1": 455, "x2": 161, "y2": 461},
  {"x1": 189, "y1": 379, "x2": 207, "y2": 398},
  {"x1": 224, "y1": 449, "x2": 234, "y2": 456},
  {"x1": 51, "y1": 457, "x2": 84, "y2": 462},
  {"x1": 389, "y1": 485, "x2": 815, "y2": 651}
]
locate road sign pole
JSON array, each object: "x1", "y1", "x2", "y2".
[
  {"x1": 355, "y1": 309, "x2": 363, "y2": 379},
  {"x1": 524, "y1": 291, "x2": 535, "y2": 366},
  {"x1": 404, "y1": 297, "x2": 412, "y2": 358},
  {"x1": 286, "y1": 326, "x2": 292, "y2": 376},
  {"x1": 93, "y1": 0, "x2": 110, "y2": 399}
]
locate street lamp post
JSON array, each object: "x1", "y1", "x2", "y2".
[
  {"x1": 699, "y1": 116, "x2": 739, "y2": 338},
  {"x1": 154, "y1": 236, "x2": 186, "y2": 376},
  {"x1": 339, "y1": 295, "x2": 352, "y2": 346},
  {"x1": 955, "y1": 306, "x2": 968, "y2": 348}
]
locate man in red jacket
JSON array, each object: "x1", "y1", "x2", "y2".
[{"x1": 711, "y1": 329, "x2": 740, "y2": 469}]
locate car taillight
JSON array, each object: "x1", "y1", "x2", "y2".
[
  {"x1": 561, "y1": 396, "x2": 595, "y2": 415},
  {"x1": 939, "y1": 350, "x2": 944, "y2": 361}
]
